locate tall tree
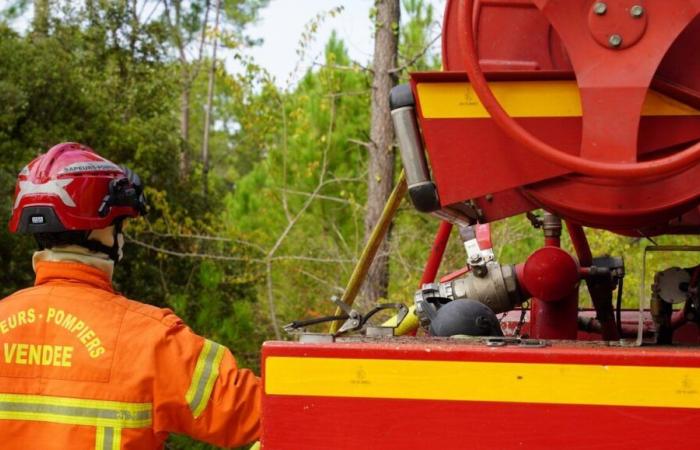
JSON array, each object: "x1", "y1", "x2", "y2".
[
  {"x1": 162, "y1": 0, "x2": 211, "y2": 177},
  {"x1": 361, "y1": 0, "x2": 401, "y2": 306},
  {"x1": 161, "y1": 0, "x2": 269, "y2": 179},
  {"x1": 201, "y1": 0, "x2": 222, "y2": 194},
  {"x1": 32, "y1": 0, "x2": 50, "y2": 35}
]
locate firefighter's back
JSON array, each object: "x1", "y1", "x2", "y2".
[{"x1": 0, "y1": 261, "x2": 178, "y2": 450}]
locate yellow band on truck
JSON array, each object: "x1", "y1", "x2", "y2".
[
  {"x1": 417, "y1": 81, "x2": 700, "y2": 119},
  {"x1": 266, "y1": 356, "x2": 700, "y2": 409}
]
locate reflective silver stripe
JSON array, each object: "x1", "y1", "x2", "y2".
[
  {"x1": 0, "y1": 401, "x2": 150, "y2": 423},
  {"x1": 96, "y1": 426, "x2": 122, "y2": 450},
  {"x1": 186, "y1": 339, "x2": 225, "y2": 417},
  {"x1": 0, "y1": 394, "x2": 148, "y2": 450},
  {"x1": 103, "y1": 427, "x2": 115, "y2": 450},
  {"x1": 0, "y1": 393, "x2": 151, "y2": 428}
]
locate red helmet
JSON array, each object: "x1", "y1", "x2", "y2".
[{"x1": 9, "y1": 142, "x2": 146, "y2": 234}]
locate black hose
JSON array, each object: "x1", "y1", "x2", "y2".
[
  {"x1": 285, "y1": 315, "x2": 349, "y2": 330},
  {"x1": 616, "y1": 278, "x2": 624, "y2": 337}
]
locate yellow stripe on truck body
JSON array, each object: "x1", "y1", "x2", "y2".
[
  {"x1": 416, "y1": 81, "x2": 700, "y2": 119},
  {"x1": 265, "y1": 356, "x2": 700, "y2": 409}
]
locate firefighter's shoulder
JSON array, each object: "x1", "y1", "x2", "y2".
[{"x1": 114, "y1": 294, "x2": 184, "y2": 330}]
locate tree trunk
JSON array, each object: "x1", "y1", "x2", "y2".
[
  {"x1": 360, "y1": 0, "x2": 401, "y2": 307},
  {"x1": 201, "y1": 0, "x2": 222, "y2": 195},
  {"x1": 179, "y1": 83, "x2": 191, "y2": 176}
]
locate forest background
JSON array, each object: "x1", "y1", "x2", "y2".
[{"x1": 0, "y1": 0, "x2": 696, "y2": 448}]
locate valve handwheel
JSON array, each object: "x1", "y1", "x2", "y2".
[{"x1": 458, "y1": 0, "x2": 700, "y2": 179}]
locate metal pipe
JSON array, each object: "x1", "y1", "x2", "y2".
[
  {"x1": 531, "y1": 291, "x2": 579, "y2": 340},
  {"x1": 543, "y1": 212, "x2": 562, "y2": 247},
  {"x1": 329, "y1": 172, "x2": 408, "y2": 333},
  {"x1": 567, "y1": 221, "x2": 620, "y2": 340},
  {"x1": 421, "y1": 221, "x2": 453, "y2": 285},
  {"x1": 391, "y1": 84, "x2": 440, "y2": 213},
  {"x1": 565, "y1": 221, "x2": 593, "y2": 267}
]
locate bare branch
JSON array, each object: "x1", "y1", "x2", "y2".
[
  {"x1": 348, "y1": 138, "x2": 372, "y2": 149},
  {"x1": 310, "y1": 62, "x2": 373, "y2": 74},
  {"x1": 275, "y1": 188, "x2": 351, "y2": 205},
  {"x1": 266, "y1": 97, "x2": 338, "y2": 259},
  {"x1": 134, "y1": 231, "x2": 267, "y2": 254},
  {"x1": 126, "y1": 234, "x2": 263, "y2": 263},
  {"x1": 279, "y1": 95, "x2": 292, "y2": 222},
  {"x1": 266, "y1": 261, "x2": 282, "y2": 339},
  {"x1": 389, "y1": 33, "x2": 442, "y2": 74},
  {"x1": 296, "y1": 269, "x2": 345, "y2": 294},
  {"x1": 196, "y1": 0, "x2": 212, "y2": 63},
  {"x1": 270, "y1": 255, "x2": 354, "y2": 264},
  {"x1": 143, "y1": 0, "x2": 162, "y2": 26}
]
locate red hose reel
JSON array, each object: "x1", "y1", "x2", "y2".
[
  {"x1": 457, "y1": 0, "x2": 700, "y2": 180},
  {"x1": 426, "y1": 0, "x2": 700, "y2": 232}
]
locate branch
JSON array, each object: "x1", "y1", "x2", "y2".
[
  {"x1": 196, "y1": 0, "x2": 211, "y2": 63},
  {"x1": 296, "y1": 268, "x2": 345, "y2": 294},
  {"x1": 134, "y1": 231, "x2": 267, "y2": 254},
  {"x1": 278, "y1": 95, "x2": 292, "y2": 222},
  {"x1": 348, "y1": 138, "x2": 372, "y2": 149},
  {"x1": 266, "y1": 261, "x2": 282, "y2": 339},
  {"x1": 275, "y1": 188, "x2": 351, "y2": 205},
  {"x1": 270, "y1": 255, "x2": 354, "y2": 264},
  {"x1": 265, "y1": 97, "x2": 338, "y2": 259},
  {"x1": 310, "y1": 62, "x2": 373, "y2": 74},
  {"x1": 126, "y1": 234, "x2": 263, "y2": 263},
  {"x1": 389, "y1": 33, "x2": 442, "y2": 74}
]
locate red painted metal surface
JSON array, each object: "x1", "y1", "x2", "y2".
[
  {"x1": 420, "y1": 221, "x2": 453, "y2": 285},
  {"x1": 565, "y1": 222, "x2": 593, "y2": 267},
  {"x1": 475, "y1": 223, "x2": 492, "y2": 251},
  {"x1": 264, "y1": 395, "x2": 699, "y2": 450},
  {"x1": 530, "y1": 291, "x2": 579, "y2": 340},
  {"x1": 442, "y1": 0, "x2": 572, "y2": 72},
  {"x1": 412, "y1": 1, "x2": 700, "y2": 233},
  {"x1": 411, "y1": 74, "x2": 700, "y2": 232},
  {"x1": 459, "y1": 0, "x2": 700, "y2": 177},
  {"x1": 262, "y1": 340, "x2": 700, "y2": 449},
  {"x1": 521, "y1": 247, "x2": 579, "y2": 302}
]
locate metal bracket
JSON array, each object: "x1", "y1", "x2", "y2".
[
  {"x1": 331, "y1": 296, "x2": 364, "y2": 334},
  {"x1": 485, "y1": 336, "x2": 547, "y2": 348}
]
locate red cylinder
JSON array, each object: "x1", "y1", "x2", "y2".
[
  {"x1": 531, "y1": 292, "x2": 579, "y2": 340},
  {"x1": 520, "y1": 247, "x2": 581, "y2": 340},
  {"x1": 521, "y1": 247, "x2": 580, "y2": 302}
]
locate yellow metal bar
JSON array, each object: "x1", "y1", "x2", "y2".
[
  {"x1": 381, "y1": 305, "x2": 419, "y2": 336},
  {"x1": 329, "y1": 171, "x2": 408, "y2": 333},
  {"x1": 417, "y1": 81, "x2": 700, "y2": 119}
]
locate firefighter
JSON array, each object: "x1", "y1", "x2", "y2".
[{"x1": 1, "y1": 142, "x2": 261, "y2": 449}]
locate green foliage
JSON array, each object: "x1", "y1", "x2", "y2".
[
  {"x1": 399, "y1": 0, "x2": 440, "y2": 72},
  {"x1": 0, "y1": 3, "x2": 265, "y2": 448},
  {"x1": 225, "y1": 32, "x2": 371, "y2": 326}
]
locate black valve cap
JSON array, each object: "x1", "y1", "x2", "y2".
[{"x1": 429, "y1": 299, "x2": 504, "y2": 337}]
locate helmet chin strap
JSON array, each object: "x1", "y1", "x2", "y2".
[{"x1": 80, "y1": 220, "x2": 125, "y2": 264}]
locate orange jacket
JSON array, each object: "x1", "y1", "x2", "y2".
[{"x1": 0, "y1": 261, "x2": 261, "y2": 449}]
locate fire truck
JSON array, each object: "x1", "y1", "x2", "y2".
[{"x1": 261, "y1": 1, "x2": 700, "y2": 448}]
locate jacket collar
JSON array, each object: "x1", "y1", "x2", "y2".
[{"x1": 34, "y1": 261, "x2": 114, "y2": 293}]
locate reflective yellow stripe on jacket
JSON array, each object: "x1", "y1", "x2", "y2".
[
  {"x1": 186, "y1": 339, "x2": 225, "y2": 418},
  {"x1": 0, "y1": 393, "x2": 151, "y2": 450},
  {"x1": 95, "y1": 426, "x2": 122, "y2": 450}
]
